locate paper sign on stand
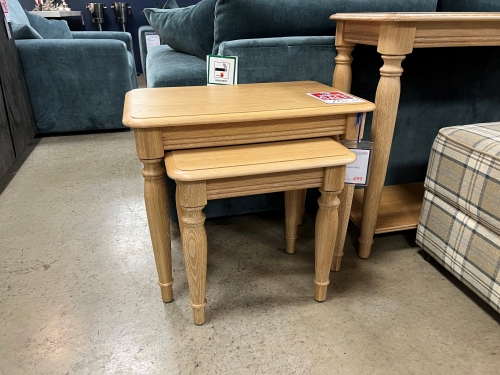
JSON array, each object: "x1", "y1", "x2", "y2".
[
  {"x1": 207, "y1": 54, "x2": 238, "y2": 85},
  {"x1": 145, "y1": 32, "x2": 161, "y2": 52}
]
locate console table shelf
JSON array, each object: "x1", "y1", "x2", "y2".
[{"x1": 350, "y1": 183, "x2": 425, "y2": 234}]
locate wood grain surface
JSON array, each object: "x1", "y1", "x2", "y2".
[
  {"x1": 165, "y1": 138, "x2": 356, "y2": 181},
  {"x1": 330, "y1": 12, "x2": 500, "y2": 22},
  {"x1": 123, "y1": 81, "x2": 375, "y2": 128}
]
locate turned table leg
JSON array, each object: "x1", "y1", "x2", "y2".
[
  {"x1": 357, "y1": 23, "x2": 415, "y2": 259},
  {"x1": 285, "y1": 189, "x2": 305, "y2": 254},
  {"x1": 297, "y1": 188, "x2": 307, "y2": 226},
  {"x1": 358, "y1": 54, "x2": 407, "y2": 258},
  {"x1": 178, "y1": 181, "x2": 208, "y2": 325},
  {"x1": 141, "y1": 158, "x2": 174, "y2": 303},
  {"x1": 315, "y1": 167, "x2": 345, "y2": 301},
  {"x1": 331, "y1": 33, "x2": 357, "y2": 271}
]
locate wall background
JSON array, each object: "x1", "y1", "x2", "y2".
[{"x1": 18, "y1": 0, "x2": 200, "y2": 73}]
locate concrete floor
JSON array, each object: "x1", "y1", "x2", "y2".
[{"x1": 0, "y1": 131, "x2": 498, "y2": 375}]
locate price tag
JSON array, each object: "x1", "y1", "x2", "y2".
[
  {"x1": 145, "y1": 32, "x2": 161, "y2": 52},
  {"x1": 342, "y1": 140, "x2": 374, "y2": 186},
  {"x1": 345, "y1": 148, "x2": 371, "y2": 185},
  {"x1": 307, "y1": 91, "x2": 364, "y2": 104}
]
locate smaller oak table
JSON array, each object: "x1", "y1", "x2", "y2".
[
  {"x1": 123, "y1": 81, "x2": 375, "y2": 303},
  {"x1": 330, "y1": 12, "x2": 500, "y2": 259}
]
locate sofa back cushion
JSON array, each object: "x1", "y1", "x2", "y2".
[
  {"x1": 11, "y1": 23, "x2": 42, "y2": 39},
  {"x1": 438, "y1": 0, "x2": 500, "y2": 11},
  {"x1": 143, "y1": 0, "x2": 217, "y2": 60},
  {"x1": 25, "y1": 11, "x2": 73, "y2": 39},
  {"x1": 213, "y1": 0, "x2": 439, "y2": 54}
]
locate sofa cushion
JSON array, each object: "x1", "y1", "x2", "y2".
[
  {"x1": 143, "y1": 0, "x2": 217, "y2": 60},
  {"x1": 25, "y1": 10, "x2": 73, "y2": 39},
  {"x1": 438, "y1": 0, "x2": 500, "y2": 11},
  {"x1": 146, "y1": 45, "x2": 207, "y2": 87},
  {"x1": 425, "y1": 122, "x2": 500, "y2": 236},
  {"x1": 159, "y1": 0, "x2": 179, "y2": 8},
  {"x1": 11, "y1": 23, "x2": 43, "y2": 39},
  {"x1": 213, "y1": 0, "x2": 439, "y2": 54}
]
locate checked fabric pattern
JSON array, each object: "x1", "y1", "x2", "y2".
[{"x1": 416, "y1": 122, "x2": 500, "y2": 313}]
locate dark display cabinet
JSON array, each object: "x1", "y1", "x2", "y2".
[{"x1": 0, "y1": 3, "x2": 36, "y2": 178}]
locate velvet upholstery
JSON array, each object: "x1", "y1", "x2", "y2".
[
  {"x1": 219, "y1": 36, "x2": 336, "y2": 86},
  {"x1": 16, "y1": 39, "x2": 137, "y2": 133},
  {"x1": 24, "y1": 10, "x2": 73, "y2": 39},
  {"x1": 437, "y1": 0, "x2": 500, "y2": 11},
  {"x1": 7, "y1": 0, "x2": 137, "y2": 133},
  {"x1": 11, "y1": 23, "x2": 42, "y2": 39},
  {"x1": 146, "y1": 45, "x2": 206, "y2": 87},
  {"x1": 143, "y1": 0, "x2": 217, "y2": 60},
  {"x1": 213, "y1": 0, "x2": 439, "y2": 53},
  {"x1": 71, "y1": 31, "x2": 134, "y2": 55}
]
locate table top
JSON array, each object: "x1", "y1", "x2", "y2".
[
  {"x1": 123, "y1": 81, "x2": 375, "y2": 128},
  {"x1": 166, "y1": 138, "x2": 356, "y2": 181},
  {"x1": 330, "y1": 12, "x2": 500, "y2": 22}
]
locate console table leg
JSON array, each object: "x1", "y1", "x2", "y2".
[
  {"x1": 358, "y1": 54, "x2": 406, "y2": 258},
  {"x1": 141, "y1": 158, "x2": 174, "y2": 303}
]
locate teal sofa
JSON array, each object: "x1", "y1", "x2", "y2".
[
  {"x1": 141, "y1": 0, "x2": 500, "y2": 220},
  {"x1": 7, "y1": 0, "x2": 137, "y2": 134}
]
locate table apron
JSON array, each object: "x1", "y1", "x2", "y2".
[
  {"x1": 342, "y1": 20, "x2": 500, "y2": 48},
  {"x1": 162, "y1": 115, "x2": 348, "y2": 150}
]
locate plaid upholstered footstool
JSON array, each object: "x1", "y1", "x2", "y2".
[{"x1": 416, "y1": 122, "x2": 500, "y2": 313}]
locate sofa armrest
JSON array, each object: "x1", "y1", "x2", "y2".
[
  {"x1": 138, "y1": 25, "x2": 156, "y2": 77},
  {"x1": 218, "y1": 36, "x2": 336, "y2": 86},
  {"x1": 71, "y1": 31, "x2": 134, "y2": 55},
  {"x1": 16, "y1": 39, "x2": 136, "y2": 133}
]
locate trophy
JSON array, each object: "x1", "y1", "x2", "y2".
[
  {"x1": 87, "y1": 3, "x2": 106, "y2": 31},
  {"x1": 111, "y1": 2, "x2": 131, "y2": 32}
]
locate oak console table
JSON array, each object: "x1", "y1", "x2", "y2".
[{"x1": 331, "y1": 12, "x2": 500, "y2": 258}]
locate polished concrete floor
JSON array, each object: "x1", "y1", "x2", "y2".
[{"x1": 0, "y1": 131, "x2": 498, "y2": 375}]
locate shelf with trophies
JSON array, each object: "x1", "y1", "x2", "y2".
[{"x1": 30, "y1": 0, "x2": 82, "y2": 21}]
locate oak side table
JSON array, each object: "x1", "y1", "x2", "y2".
[
  {"x1": 330, "y1": 12, "x2": 500, "y2": 258},
  {"x1": 123, "y1": 81, "x2": 375, "y2": 303}
]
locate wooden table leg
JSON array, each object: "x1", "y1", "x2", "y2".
[
  {"x1": 331, "y1": 31, "x2": 356, "y2": 271},
  {"x1": 178, "y1": 181, "x2": 208, "y2": 325},
  {"x1": 358, "y1": 23, "x2": 415, "y2": 258},
  {"x1": 297, "y1": 188, "x2": 307, "y2": 226},
  {"x1": 285, "y1": 189, "x2": 305, "y2": 254},
  {"x1": 141, "y1": 158, "x2": 174, "y2": 302},
  {"x1": 135, "y1": 129, "x2": 174, "y2": 302},
  {"x1": 315, "y1": 166, "x2": 345, "y2": 301}
]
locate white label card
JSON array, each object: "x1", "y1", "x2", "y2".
[
  {"x1": 207, "y1": 54, "x2": 238, "y2": 85},
  {"x1": 145, "y1": 32, "x2": 161, "y2": 52},
  {"x1": 344, "y1": 148, "x2": 371, "y2": 185}
]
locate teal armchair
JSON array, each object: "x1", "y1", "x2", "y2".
[{"x1": 7, "y1": 0, "x2": 137, "y2": 134}]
